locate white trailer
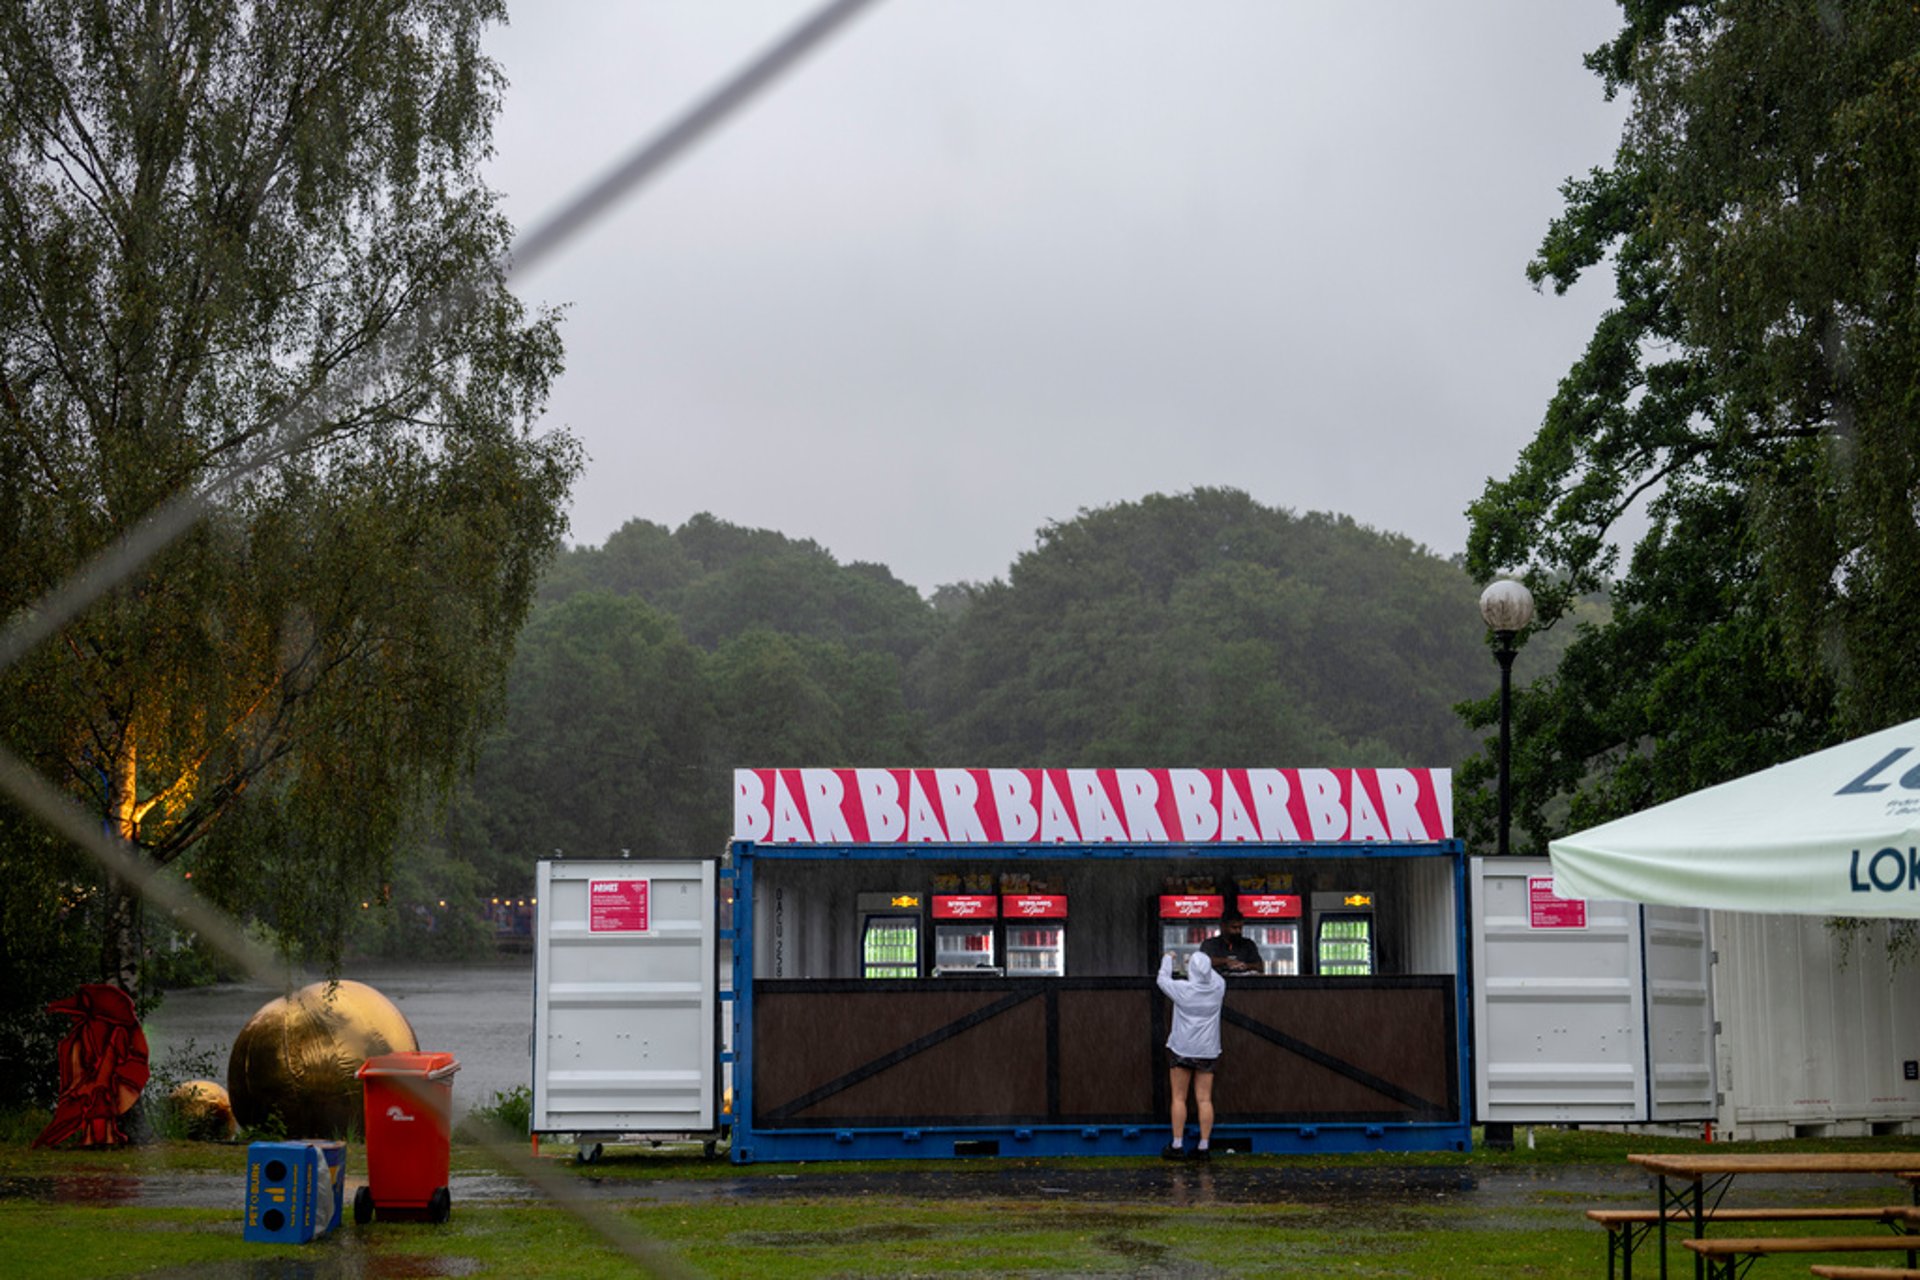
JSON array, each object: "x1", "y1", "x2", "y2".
[
  {"x1": 1472, "y1": 856, "x2": 1920, "y2": 1138},
  {"x1": 530, "y1": 858, "x2": 725, "y2": 1161}
]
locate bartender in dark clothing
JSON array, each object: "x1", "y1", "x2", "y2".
[{"x1": 1200, "y1": 908, "x2": 1264, "y2": 976}]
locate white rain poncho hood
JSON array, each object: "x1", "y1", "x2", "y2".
[{"x1": 1156, "y1": 950, "x2": 1225, "y2": 1059}]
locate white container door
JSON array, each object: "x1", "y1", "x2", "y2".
[
  {"x1": 1471, "y1": 857, "x2": 1715, "y2": 1123},
  {"x1": 532, "y1": 859, "x2": 717, "y2": 1135},
  {"x1": 1644, "y1": 904, "x2": 1717, "y2": 1121},
  {"x1": 1472, "y1": 857, "x2": 1648, "y2": 1122}
]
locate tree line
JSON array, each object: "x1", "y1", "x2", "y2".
[{"x1": 436, "y1": 489, "x2": 1520, "y2": 901}]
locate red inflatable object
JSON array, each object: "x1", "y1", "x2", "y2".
[{"x1": 31, "y1": 984, "x2": 152, "y2": 1149}]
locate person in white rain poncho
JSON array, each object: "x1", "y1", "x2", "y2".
[{"x1": 1155, "y1": 950, "x2": 1225, "y2": 1161}]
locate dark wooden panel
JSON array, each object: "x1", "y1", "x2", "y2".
[
  {"x1": 1221, "y1": 986, "x2": 1454, "y2": 1118},
  {"x1": 1055, "y1": 989, "x2": 1156, "y2": 1117},
  {"x1": 747, "y1": 978, "x2": 1458, "y2": 1129},
  {"x1": 754, "y1": 988, "x2": 1047, "y2": 1124}
]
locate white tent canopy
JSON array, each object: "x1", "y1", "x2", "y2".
[{"x1": 1550, "y1": 716, "x2": 1920, "y2": 917}]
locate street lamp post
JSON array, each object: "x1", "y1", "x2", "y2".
[
  {"x1": 1479, "y1": 579, "x2": 1534, "y2": 858},
  {"x1": 1477, "y1": 579, "x2": 1532, "y2": 1154}
]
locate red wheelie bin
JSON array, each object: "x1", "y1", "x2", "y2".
[{"x1": 353, "y1": 1051, "x2": 458, "y2": 1224}]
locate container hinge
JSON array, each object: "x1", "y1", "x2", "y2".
[
  {"x1": 719, "y1": 1051, "x2": 736, "y2": 1064},
  {"x1": 719, "y1": 867, "x2": 737, "y2": 881},
  {"x1": 719, "y1": 990, "x2": 736, "y2": 1002},
  {"x1": 719, "y1": 928, "x2": 738, "y2": 941},
  {"x1": 1713, "y1": 1020, "x2": 1723, "y2": 1035}
]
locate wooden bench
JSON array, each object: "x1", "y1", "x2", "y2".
[
  {"x1": 1682, "y1": 1235, "x2": 1920, "y2": 1280},
  {"x1": 1808, "y1": 1266, "x2": 1920, "y2": 1279},
  {"x1": 1588, "y1": 1209, "x2": 1907, "y2": 1280}
]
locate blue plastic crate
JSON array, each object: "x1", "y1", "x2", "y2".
[{"x1": 244, "y1": 1140, "x2": 346, "y2": 1244}]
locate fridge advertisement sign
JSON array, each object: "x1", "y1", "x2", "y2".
[
  {"x1": 1239, "y1": 894, "x2": 1301, "y2": 919},
  {"x1": 588, "y1": 879, "x2": 650, "y2": 933},
  {"x1": 1527, "y1": 876, "x2": 1587, "y2": 929},
  {"x1": 1159, "y1": 894, "x2": 1223, "y2": 918},
  {"x1": 1003, "y1": 893, "x2": 1068, "y2": 918},
  {"x1": 734, "y1": 766, "x2": 1451, "y2": 845},
  {"x1": 931, "y1": 894, "x2": 998, "y2": 919}
]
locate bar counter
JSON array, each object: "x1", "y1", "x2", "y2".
[{"x1": 744, "y1": 974, "x2": 1460, "y2": 1132}]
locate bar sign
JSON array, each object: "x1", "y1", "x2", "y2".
[{"x1": 590, "y1": 879, "x2": 650, "y2": 932}]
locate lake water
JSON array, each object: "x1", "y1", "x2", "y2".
[{"x1": 142, "y1": 960, "x2": 534, "y2": 1120}]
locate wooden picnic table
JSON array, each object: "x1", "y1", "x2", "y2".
[{"x1": 1626, "y1": 1153, "x2": 1920, "y2": 1280}]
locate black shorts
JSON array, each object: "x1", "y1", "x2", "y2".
[{"x1": 1169, "y1": 1052, "x2": 1218, "y2": 1073}]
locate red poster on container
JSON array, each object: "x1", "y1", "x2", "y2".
[
  {"x1": 1527, "y1": 876, "x2": 1586, "y2": 929},
  {"x1": 589, "y1": 879, "x2": 650, "y2": 933},
  {"x1": 932, "y1": 894, "x2": 998, "y2": 920},
  {"x1": 1158, "y1": 894, "x2": 1223, "y2": 920},
  {"x1": 1002, "y1": 893, "x2": 1068, "y2": 919},
  {"x1": 1238, "y1": 894, "x2": 1301, "y2": 919}
]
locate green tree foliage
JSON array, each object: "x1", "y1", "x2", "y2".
[
  {"x1": 912, "y1": 489, "x2": 1489, "y2": 769},
  {"x1": 349, "y1": 837, "x2": 496, "y2": 962},
  {"x1": 448, "y1": 593, "x2": 711, "y2": 886},
  {"x1": 453, "y1": 594, "x2": 926, "y2": 875},
  {"x1": 0, "y1": 811, "x2": 99, "y2": 1107},
  {"x1": 545, "y1": 514, "x2": 940, "y2": 663},
  {"x1": 707, "y1": 628, "x2": 924, "y2": 771},
  {"x1": 1463, "y1": 0, "x2": 1918, "y2": 846},
  {"x1": 0, "y1": 0, "x2": 577, "y2": 1017},
  {"x1": 466, "y1": 492, "x2": 1490, "y2": 890}
]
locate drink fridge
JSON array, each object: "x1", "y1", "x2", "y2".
[
  {"x1": 1157, "y1": 894, "x2": 1222, "y2": 969},
  {"x1": 857, "y1": 891, "x2": 924, "y2": 980},
  {"x1": 931, "y1": 894, "x2": 1001, "y2": 975},
  {"x1": 1001, "y1": 893, "x2": 1067, "y2": 976},
  {"x1": 1309, "y1": 890, "x2": 1376, "y2": 976},
  {"x1": 1236, "y1": 893, "x2": 1301, "y2": 975}
]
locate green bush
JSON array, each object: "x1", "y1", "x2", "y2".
[
  {"x1": 131, "y1": 1039, "x2": 227, "y2": 1142},
  {"x1": 468, "y1": 1084, "x2": 531, "y2": 1137}
]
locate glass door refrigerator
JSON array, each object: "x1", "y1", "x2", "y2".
[
  {"x1": 1236, "y1": 893, "x2": 1301, "y2": 974},
  {"x1": 1001, "y1": 892, "x2": 1067, "y2": 976},
  {"x1": 1309, "y1": 890, "x2": 1376, "y2": 976},
  {"x1": 857, "y1": 891, "x2": 924, "y2": 980},
  {"x1": 931, "y1": 894, "x2": 1001, "y2": 975},
  {"x1": 1157, "y1": 892, "x2": 1223, "y2": 974}
]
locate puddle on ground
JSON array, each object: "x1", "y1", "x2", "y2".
[
  {"x1": 588, "y1": 1162, "x2": 1492, "y2": 1207},
  {"x1": 0, "y1": 1172, "x2": 237, "y2": 1208},
  {"x1": 0, "y1": 1160, "x2": 1665, "y2": 1214},
  {"x1": 142, "y1": 1245, "x2": 482, "y2": 1279}
]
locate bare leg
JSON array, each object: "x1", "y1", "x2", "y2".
[
  {"x1": 1168, "y1": 1065, "x2": 1192, "y2": 1145},
  {"x1": 1194, "y1": 1070, "x2": 1215, "y2": 1148}
]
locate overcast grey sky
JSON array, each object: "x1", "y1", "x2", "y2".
[{"x1": 482, "y1": 1, "x2": 1629, "y2": 594}]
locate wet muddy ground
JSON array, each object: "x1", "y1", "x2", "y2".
[
  {"x1": 15, "y1": 1158, "x2": 1917, "y2": 1280},
  {"x1": 1, "y1": 1157, "x2": 1887, "y2": 1211}
]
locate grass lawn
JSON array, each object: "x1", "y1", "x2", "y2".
[
  {"x1": 4, "y1": 1127, "x2": 1920, "y2": 1276},
  {"x1": 0, "y1": 1195, "x2": 1597, "y2": 1278}
]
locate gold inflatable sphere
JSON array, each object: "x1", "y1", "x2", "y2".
[
  {"x1": 169, "y1": 1079, "x2": 238, "y2": 1141},
  {"x1": 226, "y1": 980, "x2": 417, "y2": 1137}
]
